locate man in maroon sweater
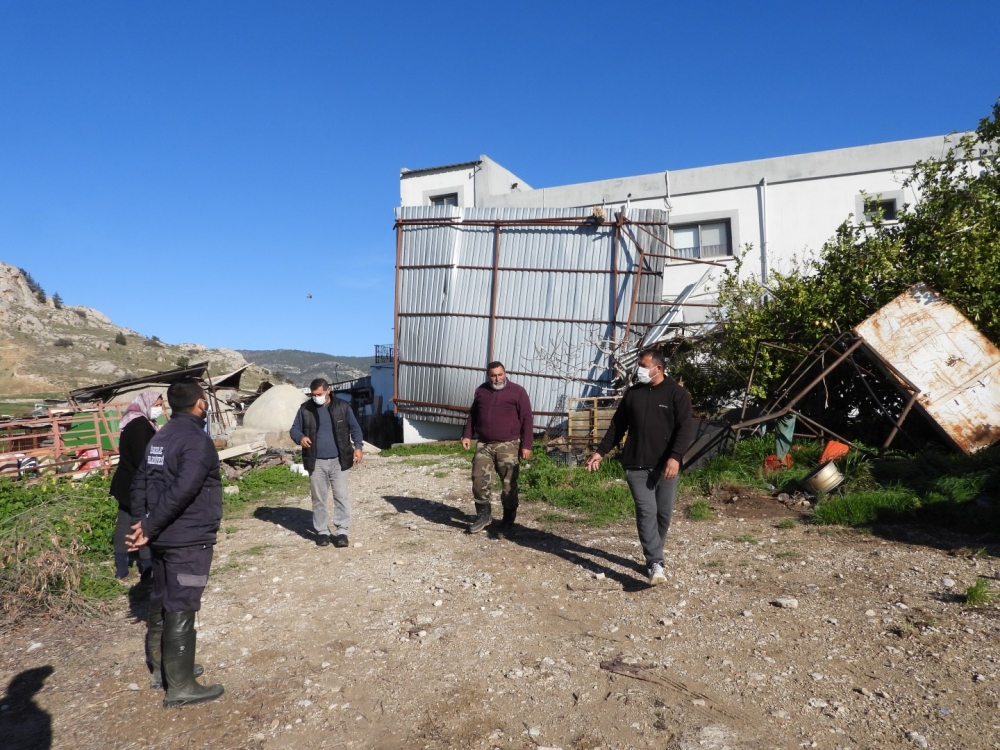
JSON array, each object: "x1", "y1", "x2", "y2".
[{"x1": 461, "y1": 361, "x2": 534, "y2": 534}]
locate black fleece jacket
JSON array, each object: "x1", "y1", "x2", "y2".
[
  {"x1": 130, "y1": 411, "x2": 222, "y2": 548},
  {"x1": 595, "y1": 377, "x2": 696, "y2": 471}
]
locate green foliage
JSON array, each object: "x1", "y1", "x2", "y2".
[
  {"x1": 775, "y1": 518, "x2": 796, "y2": 529},
  {"x1": 964, "y1": 578, "x2": 996, "y2": 607},
  {"x1": 19, "y1": 267, "x2": 44, "y2": 296},
  {"x1": 115, "y1": 331, "x2": 127, "y2": 346},
  {"x1": 229, "y1": 465, "x2": 309, "y2": 510},
  {"x1": 686, "y1": 499, "x2": 713, "y2": 521},
  {"x1": 53, "y1": 338, "x2": 73, "y2": 347},
  {"x1": 0, "y1": 476, "x2": 119, "y2": 626},
  {"x1": 520, "y1": 449, "x2": 634, "y2": 526},
  {"x1": 52, "y1": 292, "x2": 63, "y2": 309},
  {"x1": 35, "y1": 289, "x2": 47, "y2": 304},
  {"x1": 176, "y1": 356, "x2": 190, "y2": 368},
  {"x1": 381, "y1": 442, "x2": 469, "y2": 458},
  {"x1": 674, "y1": 98, "x2": 1000, "y2": 413}
]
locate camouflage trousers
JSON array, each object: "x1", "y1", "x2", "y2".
[{"x1": 472, "y1": 440, "x2": 520, "y2": 509}]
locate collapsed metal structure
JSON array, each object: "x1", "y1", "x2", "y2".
[{"x1": 392, "y1": 206, "x2": 723, "y2": 430}]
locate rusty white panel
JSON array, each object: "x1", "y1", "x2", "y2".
[{"x1": 855, "y1": 283, "x2": 1000, "y2": 453}]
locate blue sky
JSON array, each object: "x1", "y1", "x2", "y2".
[{"x1": 2, "y1": 1, "x2": 998, "y2": 356}]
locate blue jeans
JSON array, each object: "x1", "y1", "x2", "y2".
[{"x1": 626, "y1": 469, "x2": 678, "y2": 568}]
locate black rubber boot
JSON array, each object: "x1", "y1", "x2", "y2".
[
  {"x1": 499, "y1": 506, "x2": 517, "y2": 529},
  {"x1": 468, "y1": 503, "x2": 492, "y2": 534},
  {"x1": 162, "y1": 611, "x2": 223, "y2": 708},
  {"x1": 147, "y1": 608, "x2": 203, "y2": 689}
]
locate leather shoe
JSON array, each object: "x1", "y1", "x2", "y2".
[
  {"x1": 316, "y1": 534, "x2": 331, "y2": 547},
  {"x1": 333, "y1": 534, "x2": 350, "y2": 548}
]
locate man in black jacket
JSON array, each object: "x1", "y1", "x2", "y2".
[
  {"x1": 290, "y1": 378, "x2": 364, "y2": 548},
  {"x1": 127, "y1": 379, "x2": 224, "y2": 708},
  {"x1": 585, "y1": 349, "x2": 695, "y2": 586}
]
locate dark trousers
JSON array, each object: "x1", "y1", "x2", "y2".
[
  {"x1": 113, "y1": 509, "x2": 150, "y2": 577},
  {"x1": 150, "y1": 545, "x2": 214, "y2": 613},
  {"x1": 625, "y1": 469, "x2": 678, "y2": 568}
]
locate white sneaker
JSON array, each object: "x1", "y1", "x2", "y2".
[{"x1": 648, "y1": 562, "x2": 667, "y2": 586}]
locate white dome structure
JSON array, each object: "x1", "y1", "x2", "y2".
[{"x1": 228, "y1": 384, "x2": 307, "y2": 449}]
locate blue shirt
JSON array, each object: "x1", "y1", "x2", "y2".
[{"x1": 315, "y1": 404, "x2": 338, "y2": 459}]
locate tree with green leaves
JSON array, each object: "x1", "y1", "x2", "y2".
[
  {"x1": 115, "y1": 332, "x2": 127, "y2": 346},
  {"x1": 674, "y1": 97, "x2": 1000, "y2": 413},
  {"x1": 52, "y1": 292, "x2": 63, "y2": 309}
]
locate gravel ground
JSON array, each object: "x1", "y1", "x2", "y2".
[{"x1": 2, "y1": 453, "x2": 999, "y2": 749}]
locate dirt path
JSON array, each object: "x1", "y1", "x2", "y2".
[{"x1": 3, "y1": 453, "x2": 999, "y2": 749}]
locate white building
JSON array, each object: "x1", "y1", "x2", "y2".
[
  {"x1": 390, "y1": 136, "x2": 954, "y2": 442},
  {"x1": 400, "y1": 136, "x2": 952, "y2": 323}
]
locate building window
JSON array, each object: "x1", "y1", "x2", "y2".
[
  {"x1": 671, "y1": 220, "x2": 732, "y2": 259},
  {"x1": 430, "y1": 193, "x2": 458, "y2": 207},
  {"x1": 864, "y1": 198, "x2": 897, "y2": 221}
]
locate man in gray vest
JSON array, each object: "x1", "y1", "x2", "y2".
[{"x1": 290, "y1": 378, "x2": 364, "y2": 547}]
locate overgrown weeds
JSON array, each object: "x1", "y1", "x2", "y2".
[
  {"x1": 381, "y1": 442, "x2": 468, "y2": 458},
  {"x1": 964, "y1": 578, "x2": 997, "y2": 607},
  {"x1": 520, "y1": 449, "x2": 633, "y2": 526},
  {"x1": 0, "y1": 476, "x2": 119, "y2": 629}
]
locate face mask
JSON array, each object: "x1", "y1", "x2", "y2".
[
  {"x1": 490, "y1": 379, "x2": 507, "y2": 390},
  {"x1": 313, "y1": 395, "x2": 327, "y2": 405},
  {"x1": 149, "y1": 406, "x2": 163, "y2": 420},
  {"x1": 636, "y1": 367, "x2": 653, "y2": 384}
]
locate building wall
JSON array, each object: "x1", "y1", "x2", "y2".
[
  {"x1": 399, "y1": 164, "x2": 477, "y2": 207},
  {"x1": 399, "y1": 135, "x2": 953, "y2": 310}
]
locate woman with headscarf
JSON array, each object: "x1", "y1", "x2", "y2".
[{"x1": 110, "y1": 391, "x2": 164, "y2": 581}]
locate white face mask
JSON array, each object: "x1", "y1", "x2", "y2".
[
  {"x1": 636, "y1": 366, "x2": 653, "y2": 384},
  {"x1": 149, "y1": 406, "x2": 163, "y2": 420},
  {"x1": 312, "y1": 394, "x2": 327, "y2": 405}
]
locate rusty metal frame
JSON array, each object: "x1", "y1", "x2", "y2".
[{"x1": 732, "y1": 333, "x2": 923, "y2": 453}]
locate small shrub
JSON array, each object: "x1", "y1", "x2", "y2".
[
  {"x1": 115, "y1": 332, "x2": 127, "y2": 346},
  {"x1": 74, "y1": 309, "x2": 86, "y2": 319},
  {"x1": 176, "y1": 356, "x2": 190, "y2": 368},
  {"x1": 53, "y1": 338, "x2": 73, "y2": 348},
  {"x1": 964, "y1": 578, "x2": 996, "y2": 606},
  {"x1": 776, "y1": 518, "x2": 796, "y2": 529},
  {"x1": 735, "y1": 533, "x2": 759, "y2": 544},
  {"x1": 686, "y1": 499, "x2": 713, "y2": 521}
]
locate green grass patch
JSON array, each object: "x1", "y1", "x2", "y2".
[
  {"x1": 236, "y1": 544, "x2": 270, "y2": 557},
  {"x1": 229, "y1": 465, "x2": 310, "y2": 511},
  {"x1": 964, "y1": 578, "x2": 997, "y2": 606},
  {"x1": 734, "y1": 534, "x2": 759, "y2": 544},
  {"x1": 0, "y1": 475, "x2": 120, "y2": 626},
  {"x1": 775, "y1": 550, "x2": 800, "y2": 559},
  {"x1": 520, "y1": 449, "x2": 633, "y2": 526},
  {"x1": 705, "y1": 559, "x2": 725, "y2": 569},
  {"x1": 381, "y1": 442, "x2": 469, "y2": 458},
  {"x1": 432, "y1": 471, "x2": 449, "y2": 478},
  {"x1": 775, "y1": 518, "x2": 796, "y2": 529},
  {"x1": 403, "y1": 458, "x2": 440, "y2": 467},
  {"x1": 224, "y1": 526, "x2": 239, "y2": 534},
  {"x1": 536, "y1": 512, "x2": 570, "y2": 524},
  {"x1": 686, "y1": 499, "x2": 714, "y2": 521}
]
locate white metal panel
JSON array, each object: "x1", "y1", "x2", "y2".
[{"x1": 855, "y1": 283, "x2": 1000, "y2": 453}]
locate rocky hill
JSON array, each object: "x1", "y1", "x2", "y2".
[
  {"x1": 237, "y1": 349, "x2": 372, "y2": 387},
  {"x1": 0, "y1": 261, "x2": 256, "y2": 396}
]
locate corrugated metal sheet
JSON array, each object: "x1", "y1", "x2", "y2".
[
  {"x1": 855, "y1": 283, "x2": 1000, "y2": 453},
  {"x1": 394, "y1": 206, "x2": 669, "y2": 428}
]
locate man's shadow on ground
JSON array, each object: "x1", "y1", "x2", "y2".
[
  {"x1": 382, "y1": 495, "x2": 649, "y2": 591},
  {"x1": 0, "y1": 665, "x2": 54, "y2": 750},
  {"x1": 254, "y1": 506, "x2": 316, "y2": 541}
]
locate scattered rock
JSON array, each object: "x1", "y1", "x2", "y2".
[
  {"x1": 774, "y1": 597, "x2": 799, "y2": 609},
  {"x1": 906, "y1": 730, "x2": 929, "y2": 748},
  {"x1": 941, "y1": 577, "x2": 956, "y2": 588},
  {"x1": 223, "y1": 485, "x2": 240, "y2": 495}
]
